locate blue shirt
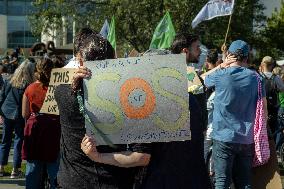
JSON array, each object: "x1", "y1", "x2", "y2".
[{"x1": 205, "y1": 67, "x2": 265, "y2": 144}]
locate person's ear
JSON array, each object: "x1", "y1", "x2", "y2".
[
  {"x1": 75, "y1": 52, "x2": 84, "y2": 66},
  {"x1": 182, "y1": 48, "x2": 188, "y2": 53}
]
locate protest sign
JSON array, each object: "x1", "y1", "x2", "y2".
[
  {"x1": 84, "y1": 54, "x2": 191, "y2": 145},
  {"x1": 40, "y1": 68, "x2": 76, "y2": 115}
]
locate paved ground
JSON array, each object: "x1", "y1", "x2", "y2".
[
  {"x1": 0, "y1": 125, "x2": 25, "y2": 189},
  {"x1": 0, "y1": 178, "x2": 25, "y2": 189},
  {"x1": 1, "y1": 125, "x2": 284, "y2": 188}
]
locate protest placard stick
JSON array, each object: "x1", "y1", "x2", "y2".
[{"x1": 222, "y1": 6, "x2": 234, "y2": 53}]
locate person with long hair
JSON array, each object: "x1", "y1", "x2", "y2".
[
  {"x1": 22, "y1": 57, "x2": 61, "y2": 189},
  {"x1": 0, "y1": 59, "x2": 35, "y2": 178},
  {"x1": 55, "y1": 28, "x2": 150, "y2": 189}
]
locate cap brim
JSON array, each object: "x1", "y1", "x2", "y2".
[{"x1": 276, "y1": 60, "x2": 284, "y2": 66}]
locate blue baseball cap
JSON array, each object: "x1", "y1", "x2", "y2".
[{"x1": 228, "y1": 40, "x2": 249, "y2": 57}]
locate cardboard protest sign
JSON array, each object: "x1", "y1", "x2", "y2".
[
  {"x1": 187, "y1": 66, "x2": 204, "y2": 94},
  {"x1": 40, "y1": 68, "x2": 77, "y2": 115},
  {"x1": 84, "y1": 54, "x2": 190, "y2": 145}
]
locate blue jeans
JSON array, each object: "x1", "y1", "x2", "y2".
[
  {"x1": 0, "y1": 118, "x2": 24, "y2": 168},
  {"x1": 213, "y1": 140, "x2": 254, "y2": 189},
  {"x1": 25, "y1": 158, "x2": 59, "y2": 189}
]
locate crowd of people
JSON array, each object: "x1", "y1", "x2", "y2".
[{"x1": 0, "y1": 27, "x2": 283, "y2": 189}]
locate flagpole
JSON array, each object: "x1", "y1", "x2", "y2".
[
  {"x1": 222, "y1": 0, "x2": 235, "y2": 52},
  {"x1": 224, "y1": 13, "x2": 233, "y2": 46}
]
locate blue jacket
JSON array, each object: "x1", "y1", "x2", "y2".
[{"x1": 0, "y1": 78, "x2": 26, "y2": 120}]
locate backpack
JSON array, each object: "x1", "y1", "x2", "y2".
[{"x1": 262, "y1": 73, "x2": 279, "y2": 114}]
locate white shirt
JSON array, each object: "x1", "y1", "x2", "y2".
[{"x1": 64, "y1": 57, "x2": 80, "y2": 68}]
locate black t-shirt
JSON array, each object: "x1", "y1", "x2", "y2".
[
  {"x1": 55, "y1": 84, "x2": 148, "y2": 189},
  {"x1": 140, "y1": 93, "x2": 210, "y2": 189},
  {"x1": 3, "y1": 63, "x2": 18, "y2": 74}
]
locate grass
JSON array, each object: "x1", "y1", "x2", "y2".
[
  {"x1": 0, "y1": 126, "x2": 26, "y2": 178},
  {"x1": 0, "y1": 162, "x2": 26, "y2": 178}
]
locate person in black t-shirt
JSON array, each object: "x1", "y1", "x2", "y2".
[
  {"x1": 55, "y1": 28, "x2": 150, "y2": 189},
  {"x1": 139, "y1": 33, "x2": 211, "y2": 189}
]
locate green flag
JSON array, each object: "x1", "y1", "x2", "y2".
[
  {"x1": 149, "y1": 11, "x2": 176, "y2": 49},
  {"x1": 107, "y1": 16, "x2": 116, "y2": 51}
]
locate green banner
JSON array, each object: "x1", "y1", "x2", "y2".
[
  {"x1": 149, "y1": 11, "x2": 176, "y2": 49},
  {"x1": 107, "y1": 16, "x2": 116, "y2": 51}
]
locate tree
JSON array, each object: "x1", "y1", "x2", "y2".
[
  {"x1": 28, "y1": 0, "x2": 108, "y2": 39},
  {"x1": 96, "y1": 0, "x2": 266, "y2": 53},
  {"x1": 29, "y1": 0, "x2": 266, "y2": 55},
  {"x1": 255, "y1": 0, "x2": 284, "y2": 60}
]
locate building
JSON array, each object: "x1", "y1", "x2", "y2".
[
  {"x1": 41, "y1": 16, "x2": 74, "y2": 48},
  {"x1": 0, "y1": 0, "x2": 40, "y2": 50}
]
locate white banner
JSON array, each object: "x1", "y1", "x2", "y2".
[{"x1": 192, "y1": 0, "x2": 235, "y2": 28}]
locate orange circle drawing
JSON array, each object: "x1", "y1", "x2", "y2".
[{"x1": 120, "y1": 78, "x2": 156, "y2": 119}]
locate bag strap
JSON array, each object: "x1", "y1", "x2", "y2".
[
  {"x1": 271, "y1": 74, "x2": 279, "y2": 92},
  {"x1": 255, "y1": 73, "x2": 262, "y2": 100}
]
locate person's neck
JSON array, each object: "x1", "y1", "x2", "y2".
[
  {"x1": 229, "y1": 61, "x2": 246, "y2": 68},
  {"x1": 262, "y1": 68, "x2": 271, "y2": 73}
]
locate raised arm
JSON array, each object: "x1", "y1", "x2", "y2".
[
  {"x1": 81, "y1": 136, "x2": 151, "y2": 168},
  {"x1": 201, "y1": 54, "x2": 237, "y2": 81}
]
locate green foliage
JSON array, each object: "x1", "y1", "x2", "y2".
[
  {"x1": 255, "y1": 0, "x2": 284, "y2": 60},
  {"x1": 28, "y1": 0, "x2": 108, "y2": 38},
  {"x1": 96, "y1": 0, "x2": 266, "y2": 53},
  {"x1": 29, "y1": 0, "x2": 267, "y2": 55}
]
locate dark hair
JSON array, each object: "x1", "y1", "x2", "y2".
[
  {"x1": 11, "y1": 52, "x2": 18, "y2": 59},
  {"x1": 35, "y1": 58, "x2": 54, "y2": 86},
  {"x1": 207, "y1": 49, "x2": 218, "y2": 64},
  {"x1": 28, "y1": 57, "x2": 36, "y2": 64},
  {"x1": 30, "y1": 42, "x2": 47, "y2": 56},
  {"x1": 171, "y1": 33, "x2": 199, "y2": 54},
  {"x1": 74, "y1": 28, "x2": 115, "y2": 61},
  {"x1": 228, "y1": 49, "x2": 247, "y2": 62},
  {"x1": 51, "y1": 55, "x2": 65, "y2": 68},
  {"x1": 2, "y1": 64, "x2": 7, "y2": 73}
]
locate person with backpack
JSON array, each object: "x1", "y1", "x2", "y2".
[
  {"x1": 260, "y1": 56, "x2": 284, "y2": 139},
  {"x1": 0, "y1": 59, "x2": 35, "y2": 178},
  {"x1": 22, "y1": 57, "x2": 61, "y2": 189}
]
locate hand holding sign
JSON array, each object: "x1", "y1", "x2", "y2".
[
  {"x1": 81, "y1": 135, "x2": 100, "y2": 161},
  {"x1": 72, "y1": 66, "x2": 92, "y2": 91}
]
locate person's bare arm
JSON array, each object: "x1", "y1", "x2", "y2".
[
  {"x1": 201, "y1": 54, "x2": 237, "y2": 80},
  {"x1": 22, "y1": 94, "x2": 30, "y2": 118},
  {"x1": 81, "y1": 136, "x2": 150, "y2": 168}
]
